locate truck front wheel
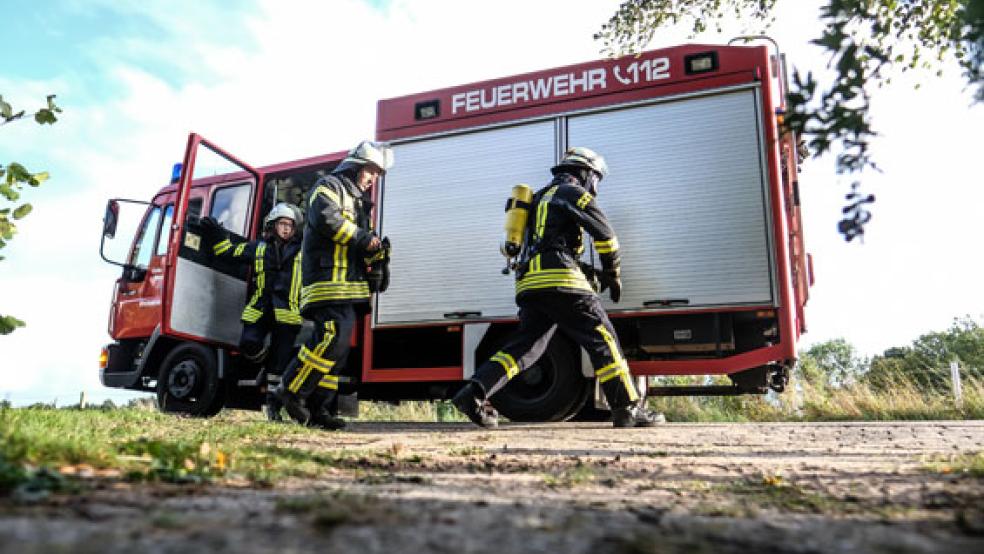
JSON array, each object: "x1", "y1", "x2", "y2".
[
  {"x1": 156, "y1": 343, "x2": 225, "y2": 417},
  {"x1": 489, "y1": 335, "x2": 588, "y2": 422}
]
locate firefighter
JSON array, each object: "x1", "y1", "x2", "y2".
[
  {"x1": 452, "y1": 147, "x2": 664, "y2": 428},
  {"x1": 200, "y1": 202, "x2": 304, "y2": 421},
  {"x1": 271, "y1": 140, "x2": 393, "y2": 430}
]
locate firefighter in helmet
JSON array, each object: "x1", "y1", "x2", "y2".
[
  {"x1": 272, "y1": 140, "x2": 394, "y2": 430},
  {"x1": 452, "y1": 147, "x2": 664, "y2": 428},
  {"x1": 200, "y1": 202, "x2": 304, "y2": 421}
]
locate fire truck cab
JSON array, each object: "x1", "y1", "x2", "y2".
[{"x1": 99, "y1": 42, "x2": 811, "y2": 420}]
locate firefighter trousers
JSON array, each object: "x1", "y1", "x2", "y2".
[
  {"x1": 240, "y1": 316, "x2": 299, "y2": 390},
  {"x1": 471, "y1": 291, "x2": 640, "y2": 410},
  {"x1": 278, "y1": 303, "x2": 356, "y2": 411}
]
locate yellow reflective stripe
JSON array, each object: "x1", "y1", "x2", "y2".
[
  {"x1": 332, "y1": 220, "x2": 357, "y2": 244},
  {"x1": 313, "y1": 185, "x2": 341, "y2": 207},
  {"x1": 595, "y1": 325, "x2": 638, "y2": 402},
  {"x1": 317, "y1": 376, "x2": 339, "y2": 390},
  {"x1": 213, "y1": 239, "x2": 232, "y2": 255},
  {"x1": 289, "y1": 253, "x2": 302, "y2": 315},
  {"x1": 299, "y1": 345, "x2": 335, "y2": 373},
  {"x1": 531, "y1": 254, "x2": 541, "y2": 272},
  {"x1": 594, "y1": 236, "x2": 620, "y2": 254},
  {"x1": 241, "y1": 307, "x2": 263, "y2": 323},
  {"x1": 331, "y1": 244, "x2": 350, "y2": 282},
  {"x1": 274, "y1": 308, "x2": 303, "y2": 325},
  {"x1": 576, "y1": 191, "x2": 592, "y2": 209},
  {"x1": 255, "y1": 243, "x2": 266, "y2": 289},
  {"x1": 534, "y1": 185, "x2": 558, "y2": 239},
  {"x1": 491, "y1": 351, "x2": 520, "y2": 379},
  {"x1": 233, "y1": 243, "x2": 247, "y2": 257},
  {"x1": 595, "y1": 361, "x2": 621, "y2": 383}
]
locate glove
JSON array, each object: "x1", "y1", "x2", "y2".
[
  {"x1": 579, "y1": 262, "x2": 601, "y2": 293},
  {"x1": 598, "y1": 270, "x2": 622, "y2": 303},
  {"x1": 199, "y1": 216, "x2": 224, "y2": 243}
]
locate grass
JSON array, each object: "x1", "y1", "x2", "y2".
[
  {"x1": 648, "y1": 373, "x2": 984, "y2": 423},
  {"x1": 0, "y1": 406, "x2": 401, "y2": 492},
  {"x1": 924, "y1": 451, "x2": 984, "y2": 478}
]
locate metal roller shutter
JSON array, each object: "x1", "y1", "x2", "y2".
[
  {"x1": 567, "y1": 87, "x2": 776, "y2": 311},
  {"x1": 377, "y1": 121, "x2": 556, "y2": 325}
]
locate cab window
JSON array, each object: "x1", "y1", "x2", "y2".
[
  {"x1": 155, "y1": 204, "x2": 174, "y2": 256},
  {"x1": 130, "y1": 205, "x2": 162, "y2": 268},
  {"x1": 210, "y1": 184, "x2": 251, "y2": 237}
]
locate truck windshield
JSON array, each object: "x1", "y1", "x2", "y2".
[{"x1": 130, "y1": 205, "x2": 162, "y2": 268}]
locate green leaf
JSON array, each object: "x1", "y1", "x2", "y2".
[
  {"x1": 0, "y1": 95, "x2": 11, "y2": 120},
  {"x1": 12, "y1": 203, "x2": 32, "y2": 220},
  {"x1": 31, "y1": 171, "x2": 49, "y2": 185},
  {"x1": 0, "y1": 314, "x2": 26, "y2": 335}
]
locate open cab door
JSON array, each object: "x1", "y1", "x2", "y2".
[{"x1": 162, "y1": 133, "x2": 265, "y2": 346}]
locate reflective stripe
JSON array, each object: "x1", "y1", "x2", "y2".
[
  {"x1": 576, "y1": 192, "x2": 592, "y2": 209},
  {"x1": 491, "y1": 351, "x2": 520, "y2": 379},
  {"x1": 330, "y1": 243, "x2": 351, "y2": 283},
  {"x1": 516, "y1": 268, "x2": 594, "y2": 294},
  {"x1": 213, "y1": 239, "x2": 232, "y2": 255},
  {"x1": 234, "y1": 243, "x2": 247, "y2": 257},
  {"x1": 318, "y1": 374, "x2": 339, "y2": 390},
  {"x1": 242, "y1": 307, "x2": 264, "y2": 323},
  {"x1": 594, "y1": 237, "x2": 620, "y2": 254},
  {"x1": 595, "y1": 361, "x2": 621, "y2": 383},
  {"x1": 274, "y1": 308, "x2": 303, "y2": 325},
  {"x1": 289, "y1": 323, "x2": 336, "y2": 393},
  {"x1": 595, "y1": 324, "x2": 638, "y2": 402},
  {"x1": 299, "y1": 345, "x2": 335, "y2": 373},
  {"x1": 534, "y1": 185, "x2": 558, "y2": 240},
  {"x1": 301, "y1": 281, "x2": 370, "y2": 306},
  {"x1": 288, "y1": 252, "x2": 302, "y2": 317},
  {"x1": 332, "y1": 220, "x2": 357, "y2": 244},
  {"x1": 313, "y1": 185, "x2": 341, "y2": 207}
]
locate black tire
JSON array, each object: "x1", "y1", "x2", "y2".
[
  {"x1": 156, "y1": 343, "x2": 225, "y2": 417},
  {"x1": 490, "y1": 335, "x2": 588, "y2": 422}
]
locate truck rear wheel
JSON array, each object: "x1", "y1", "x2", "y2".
[
  {"x1": 490, "y1": 335, "x2": 588, "y2": 422},
  {"x1": 156, "y1": 343, "x2": 225, "y2": 417}
]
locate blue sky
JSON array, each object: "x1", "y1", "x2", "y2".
[{"x1": 1, "y1": 0, "x2": 982, "y2": 405}]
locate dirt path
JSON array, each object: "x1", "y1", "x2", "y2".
[{"x1": 3, "y1": 421, "x2": 983, "y2": 553}]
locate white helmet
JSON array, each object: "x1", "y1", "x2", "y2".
[
  {"x1": 264, "y1": 202, "x2": 299, "y2": 227},
  {"x1": 340, "y1": 140, "x2": 394, "y2": 173},
  {"x1": 552, "y1": 147, "x2": 609, "y2": 179}
]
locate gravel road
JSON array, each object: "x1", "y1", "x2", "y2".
[{"x1": 2, "y1": 420, "x2": 983, "y2": 553}]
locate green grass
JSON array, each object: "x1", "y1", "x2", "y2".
[
  {"x1": 924, "y1": 452, "x2": 984, "y2": 478},
  {"x1": 0, "y1": 407, "x2": 396, "y2": 490},
  {"x1": 648, "y1": 373, "x2": 984, "y2": 423}
]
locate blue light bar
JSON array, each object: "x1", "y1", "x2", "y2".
[{"x1": 170, "y1": 163, "x2": 182, "y2": 184}]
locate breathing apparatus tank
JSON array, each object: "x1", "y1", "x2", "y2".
[{"x1": 500, "y1": 184, "x2": 533, "y2": 273}]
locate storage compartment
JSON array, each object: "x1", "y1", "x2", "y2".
[{"x1": 638, "y1": 313, "x2": 735, "y2": 354}]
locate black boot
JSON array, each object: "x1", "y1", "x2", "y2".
[
  {"x1": 451, "y1": 382, "x2": 499, "y2": 428},
  {"x1": 612, "y1": 403, "x2": 666, "y2": 428},
  {"x1": 270, "y1": 384, "x2": 311, "y2": 425},
  {"x1": 309, "y1": 408, "x2": 347, "y2": 431},
  {"x1": 262, "y1": 392, "x2": 284, "y2": 422}
]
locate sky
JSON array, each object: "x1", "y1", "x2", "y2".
[{"x1": 1, "y1": 0, "x2": 982, "y2": 406}]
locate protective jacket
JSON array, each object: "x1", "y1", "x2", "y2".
[
  {"x1": 300, "y1": 170, "x2": 375, "y2": 311},
  {"x1": 212, "y1": 234, "x2": 303, "y2": 326},
  {"x1": 515, "y1": 172, "x2": 621, "y2": 298}
]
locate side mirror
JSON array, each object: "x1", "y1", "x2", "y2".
[{"x1": 103, "y1": 200, "x2": 120, "y2": 239}]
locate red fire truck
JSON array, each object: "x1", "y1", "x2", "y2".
[{"x1": 99, "y1": 42, "x2": 811, "y2": 420}]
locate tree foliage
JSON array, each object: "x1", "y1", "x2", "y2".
[
  {"x1": 867, "y1": 317, "x2": 984, "y2": 390},
  {"x1": 1, "y1": 94, "x2": 61, "y2": 335},
  {"x1": 796, "y1": 337, "x2": 868, "y2": 388},
  {"x1": 597, "y1": 0, "x2": 984, "y2": 241}
]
